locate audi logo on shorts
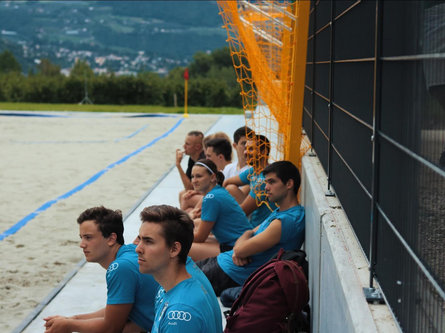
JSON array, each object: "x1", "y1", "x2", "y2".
[
  {"x1": 167, "y1": 310, "x2": 192, "y2": 321},
  {"x1": 107, "y1": 263, "x2": 119, "y2": 274}
]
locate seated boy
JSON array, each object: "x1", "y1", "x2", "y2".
[
  {"x1": 224, "y1": 134, "x2": 277, "y2": 227},
  {"x1": 44, "y1": 206, "x2": 159, "y2": 333},
  {"x1": 197, "y1": 161, "x2": 305, "y2": 295},
  {"x1": 136, "y1": 204, "x2": 222, "y2": 333}
]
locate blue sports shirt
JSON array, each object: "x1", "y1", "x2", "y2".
[
  {"x1": 106, "y1": 244, "x2": 159, "y2": 331},
  {"x1": 201, "y1": 185, "x2": 252, "y2": 246},
  {"x1": 238, "y1": 167, "x2": 277, "y2": 227},
  {"x1": 217, "y1": 205, "x2": 305, "y2": 285},
  {"x1": 151, "y1": 277, "x2": 221, "y2": 333},
  {"x1": 155, "y1": 257, "x2": 222, "y2": 330}
]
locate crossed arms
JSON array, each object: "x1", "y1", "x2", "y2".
[{"x1": 231, "y1": 219, "x2": 282, "y2": 266}]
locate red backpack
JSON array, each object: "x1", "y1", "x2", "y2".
[{"x1": 224, "y1": 249, "x2": 309, "y2": 333}]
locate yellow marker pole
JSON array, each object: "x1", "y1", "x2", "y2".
[{"x1": 184, "y1": 68, "x2": 189, "y2": 118}]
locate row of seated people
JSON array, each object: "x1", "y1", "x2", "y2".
[
  {"x1": 176, "y1": 127, "x2": 250, "y2": 217},
  {"x1": 43, "y1": 133, "x2": 305, "y2": 332},
  {"x1": 176, "y1": 127, "x2": 281, "y2": 261},
  {"x1": 176, "y1": 127, "x2": 276, "y2": 224}
]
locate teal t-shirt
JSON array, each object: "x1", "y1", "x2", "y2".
[
  {"x1": 239, "y1": 167, "x2": 277, "y2": 227},
  {"x1": 106, "y1": 244, "x2": 159, "y2": 331},
  {"x1": 151, "y1": 277, "x2": 222, "y2": 333},
  {"x1": 155, "y1": 257, "x2": 222, "y2": 330},
  {"x1": 217, "y1": 205, "x2": 305, "y2": 285},
  {"x1": 201, "y1": 185, "x2": 252, "y2": 246}
]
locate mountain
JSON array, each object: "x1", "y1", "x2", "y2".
[{"x1": 0, "y1": 1, "x2": 228, "y2": 74}]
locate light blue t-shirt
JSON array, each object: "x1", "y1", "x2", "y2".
[
  {"x1": 106, "y1": 244, "x2": 159, "y2": 331},
  {"x1": 201, "y1": 185, "x2": 252, "y2": 246},
  {"x1": 151, "y1": 276, "x2": 222, "y2": 333},
  {"x1": 155, "y1": 257, "x2": 222, "y2": 330},
  {"x1": 217, "y1": 205, "x2": 305, "y2": 285},
  {"x1": 239, "y1": 167, "x2": 277, "y2": 227}
]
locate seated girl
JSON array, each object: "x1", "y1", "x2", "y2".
[{"x1": 188, "y1": 159, "x2": 252, "y2": 261}]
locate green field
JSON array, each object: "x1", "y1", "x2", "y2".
[{"x1": 0, "y1": 102, "x2": 243, "y2": 115}]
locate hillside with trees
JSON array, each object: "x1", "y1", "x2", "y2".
[
  {"x1": 0, "y1": 1, "x2": 227, "y2": 74},
  {"x1": 0, "y1": 47, "x2": 241, "y2": 107}
]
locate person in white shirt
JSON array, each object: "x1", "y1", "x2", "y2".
[{"x1": 222, "y1": 126, "x2": 253, "y2": 179}]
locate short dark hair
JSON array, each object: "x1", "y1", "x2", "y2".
[
  {"x1": 256, "y1": 134, "x2": 270, "y2": 156},
  {"x1": 194, "y1": 159, "x2": 225, "y2": 185},
  {"x1": 77, "y1": 206, "x2": 124, "y2": 245},
  {"x1": 206, "y1": 137, "x2": 232, "y2": 161},
  {"x1": 263, "y1": 160, "x2": 301, "y2": 194},
  {"x1": 139, "y1": 205, "x2": 194, "y2": 265},
  {"x1": 233, "y1": 126, "x2": 253, "y2": 144}
]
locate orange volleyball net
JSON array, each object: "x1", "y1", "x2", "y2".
[{"x1": 216, "y1": 1, "x2": 310, "y2": 171}]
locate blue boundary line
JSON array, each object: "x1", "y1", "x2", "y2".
[
  {"x1": 114, "y1": 124, "x2": 149, "y2": 142},
  {"x1": 0, "y1": 112, "x2": 68, "y2": 118},
  {"x1": 0, "y1": 117, "x2": 184, "y2": 241}
]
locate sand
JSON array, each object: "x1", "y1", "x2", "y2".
[{"x1": 0, "y1": 112, "x2": 219, "y2": 332}]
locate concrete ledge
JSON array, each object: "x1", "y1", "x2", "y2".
[{"x1": 301, "y1": 154, "x2": 398, "y2": 332}]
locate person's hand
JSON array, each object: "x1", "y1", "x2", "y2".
[
  {"x1": 232, "y1": 253, "x2": 250, "y2": 266},
  {"x1": 190, "y1": 206, "x2": 202, "y2": 219},
  {"x1": 183, "y1": 190, "x2": 199, "y2": 200},
  {"x1": 176, "y1": 149, "x2": 184, "y2": 166},
  {"x1": 43, "y1": 316, "x2": 70, "y2": 333}
]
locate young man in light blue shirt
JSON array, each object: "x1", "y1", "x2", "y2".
[
  {"x1": 224, "y1": 134, "x2": 277, "y2": 227},
  {"x1": 136, "y1": 205, "x2": 222, "y2": 333},
  {"x1": 44, "y1": 206, "x2": 158, "y2": 333},
  {"x1": 198, "y1": 160, "x2": 305, "y2": 295}
]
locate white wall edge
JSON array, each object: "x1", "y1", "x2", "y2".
[{"x1": 301, "y1": 154, "x2": 399, "y2": 333}]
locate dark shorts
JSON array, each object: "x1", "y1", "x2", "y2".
[
  {"x1": 196, "y1": 257, "x2": 240, "y2": 296},
  {"x1": 219, "y1": 243, "x2": 233, "y2": 253}
]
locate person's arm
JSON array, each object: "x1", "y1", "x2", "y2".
[
  {"x1": 176, "y1": 149, "x2": 193, "y2": 190},
  {"x1": 43, "y1": 308, "x2": 105, "y2": 329},
  {"x1": 189, "y1": 197, "x2": 203, "y2": 219},
  {"x1": 44, "y1": 304, "x2": 133, "y2": 333},
  {"x1": 241, "y1": 195, "x2": 259, "y2": 216},
  {"x1": 123, "y1": 320, "x2": 145, "y2": 333},
  {"x1": 233, "y1": 219, "x2": 282, "y2": 259},
  {"x1": 194, "y1": 219, "x2": 215, "y2": 243},
  {"x1": 223, "y1": 174, "x2": 244, "y2": 188},
  {"x1": 72, "y1": 308, "x2": 105, "y2": 320}
]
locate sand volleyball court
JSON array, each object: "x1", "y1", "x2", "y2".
[{"x1": 0, "y1": 111, "x2": 219, "y2": 332}]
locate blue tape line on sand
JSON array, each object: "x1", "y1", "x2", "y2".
[
  {"x1": 0, "y1": 112, "x2": 68, "y2": 118},
  {"x1": 115, "y1": 124, "x2": 149, "y2": 142},
  {"x1": 0, "y1": 117, "x2": 184, "y2": 241}
]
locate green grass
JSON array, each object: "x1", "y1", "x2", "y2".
[{"x1": 0, "y1": 102, "x2": 243, "y2": 115}]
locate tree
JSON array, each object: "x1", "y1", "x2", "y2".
[
  {"x1": 189, "y1": 51, "x2": 212, "y2": 76},
  {"x1": 0, "y1": 50, "x2": 21, "y2": 74},
  {"x1": 211, "y1": 47, "x2": 233, "y2": 68},
  {"x1": 69, "y1": 59, "x2": 94, "y2": 79},
  {"x1": 37, "y1": 58, "x2": 61, "y2": 77}
]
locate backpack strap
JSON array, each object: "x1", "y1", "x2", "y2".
[
  {"x1": 276, "y1": 248, "x2": 286, "y2": 260},
  {"x1": 275, "y1": 260, "x2": 309, "y2": 314}
]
